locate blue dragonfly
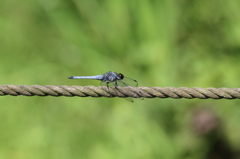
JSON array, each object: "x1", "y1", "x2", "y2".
[{"x1": 68, "y1": 71, "x2": 141, "y2": 102}]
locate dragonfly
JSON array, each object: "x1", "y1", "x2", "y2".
[{"x1": 68, "y1": 71, "x2": 141, "y2": 102}]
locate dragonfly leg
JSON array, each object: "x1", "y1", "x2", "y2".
[
  {"x1": 114, "y1": 81, "x2": 118, "y2": 89},
  {"x1": 106, "y1": 82, "x2": 110, "y2": 91}
]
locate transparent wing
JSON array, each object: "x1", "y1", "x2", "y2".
[
  {"x1": 117, "y1": 79, "x2": 143, "y2": 101},
  {"x1": 101, "y1": 79, "x2": 137, "y2": 103},
  {"x1": 100, "y1": 81, "x2": 106, "y2": 86},
  {"x1": 118, "y1": 77, "x2": 138, "y2": 87},
  {"x1": 101, "y1": 81, "x2": 133, "y2": 102},
  {"x1": 100, "y1": 81, "x2": 115, "y2": 87},
  {"x1": 116, "y1": 80, "x2": 128, "y2": 87},
  {"x1": 124, "y1": 97, "x2": 134, "y2": 103}
]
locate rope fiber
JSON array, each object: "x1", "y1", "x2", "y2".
[{"x1": 1, "y1": 85, "x2": 240, "y2": 99}]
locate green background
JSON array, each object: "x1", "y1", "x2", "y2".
[{"x1": 1, "y1": 0, "x2": 240, "y2": 158}]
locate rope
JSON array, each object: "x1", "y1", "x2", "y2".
[{"x1": 0, "y1": 85, "x2": 240, "y2": 99}]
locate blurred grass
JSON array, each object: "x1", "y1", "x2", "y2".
[{"x1": 1, "y1": 0, "x2": 240, "y2": 158}]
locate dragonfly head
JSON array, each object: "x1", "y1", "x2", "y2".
[{"x1": 118, "y1": 73, "x2": 124, "y2": 80}]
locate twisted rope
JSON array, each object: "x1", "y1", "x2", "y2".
[{"x1": 0, "y1": 85, "x2": 240, "y2": 99}]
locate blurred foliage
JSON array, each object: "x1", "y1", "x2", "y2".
[{"x1": 0, "y1": 0, "x2": 240, "y2": 158}]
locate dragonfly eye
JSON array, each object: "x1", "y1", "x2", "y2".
[{"x1": 118, "y1": 73, "x2": 124, "y2": 79}]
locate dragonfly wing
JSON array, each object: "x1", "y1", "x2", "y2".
[
  {"x1": 124, "y1": 97, "x2": 134, "y2": 103},
  {"x1": 100, "y1": 81, "x2": 106, "y2": 86},
  {"x1": 120, "y1": 77, "x2": 138, "y2": 87},
  {"x1": 116, "y1": 80, "x2": 129, "y2": 87},
  {"x1": 101, "y1": 81, "x2": 115, "y2": 87},
  {"x1": 118, "y1": 79, "x2": 143, "y2": 101}
]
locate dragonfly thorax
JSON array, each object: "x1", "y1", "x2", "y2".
[{"x1": 102, "y1": 71, "x2": 123, "y2": 82}]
